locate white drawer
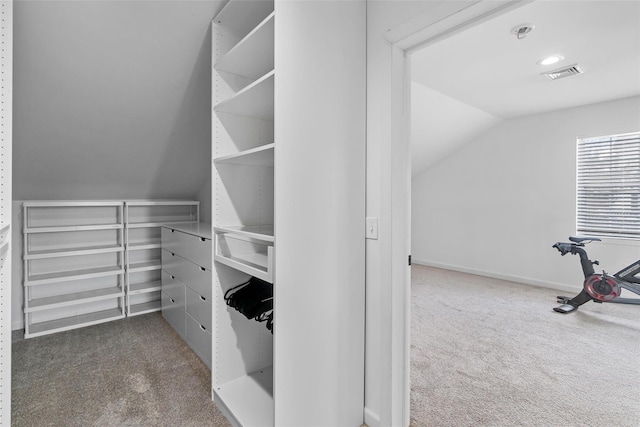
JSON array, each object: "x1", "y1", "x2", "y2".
[
  {"x1": 162, "y1": 249, "x2": 212, "y2": 300},
  {"x1": 161, "y1": 270, "x2": 186, "y2": 308},
  {"x1": 186, "y1": 313, "x2": 211, "y2": 369},
  {"x1": 185, "y1": 286, "x2": 212, "y2": 331},
  {"x1": 162, "y1": 227, "x2": 212, "y2": 270},
  {"x1": 161, "y1": 292, "x2": 185, "y2": 338}
]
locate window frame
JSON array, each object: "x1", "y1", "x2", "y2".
[{"x1": 576, "y1": 131, "x2": 640, "y2": 240}]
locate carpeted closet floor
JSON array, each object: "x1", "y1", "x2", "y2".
[
  {"x1": 12, "y1": 266, "x2": 640, "y2": 426},
  {"x1": 12, "y1": 313, "x2": 231, "y2": 427}
]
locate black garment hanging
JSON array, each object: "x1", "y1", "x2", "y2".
[{"x1": 224, "y1": 276, "x2": 273, "y2": 333}]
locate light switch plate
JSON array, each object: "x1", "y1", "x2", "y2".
[{"x1": 365, "y1": 217, "x2": 378, "y2": 240}]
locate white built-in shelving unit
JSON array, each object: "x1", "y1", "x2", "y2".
[
  {"x1": 124, "y1": 200, "x2": 199, "y2": 316},
  {"x1": 212, "y1": 0, "x2": 275, "y2": 424},
  {"x1": 22, "y1": 201, "x2": 126, "y2": 338},
  {"x1": 213, "y1": 1, "x2": 366, "y2": 425},
  {"x1": 21, "y1": 200, "x2": 199, "y2": 338}
]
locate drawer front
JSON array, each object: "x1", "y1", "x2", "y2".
[
  {"x1": 162, "y1": 250, "x2": 212, "y2": 301},
  {"x1": 185, "y1": 286, "x2": 212, "y2": 331},
  {"x1": 162, "y1": 227, "x2": 212, "y2": 270},
  {"x1": 186, "y1": 313, "x2": 212, "y2": 368},
  {"x1": 161, "y1": 292, "x2": 185, "y2": 338},
  {"x1": 161, "y1": 270, "x2": 186, "y2": 308}
]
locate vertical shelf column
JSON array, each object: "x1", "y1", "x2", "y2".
[{"x1": 212, "y1": 0, "x2": 276, "y2": 425}]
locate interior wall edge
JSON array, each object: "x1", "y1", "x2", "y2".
[{"x1": 412, "y1": 259, "x2": 581, "y2": 294}]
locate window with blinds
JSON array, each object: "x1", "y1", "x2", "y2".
[{"x1": 577, "y1": 131, "x2": 640, "y2": 239}]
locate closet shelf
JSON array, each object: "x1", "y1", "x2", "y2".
[
  {"x1": 126, "y1": 220, "x2": 198, "y2": 229},
  {"x1": 214, "y1": 225, "x2": 274, "y2": 242},
  {"x1": 26, "y1": 308, "x2": 125, "y2": 338},
  {"x1": 126, "y1": 240, "x2": 162, "y2": 251},
  {"x1": 24, "y1": 287, "x2": 124, "y2": 313},
  {"x1": 25, "y1": 244, "x2": 124, "y2": 260},
  {"x1": 25, "y1": 265, "x2": 124, "y2": 286},
  {"x1": 129, "y1": 280, "x2": 162, "y2": 295},
  {"x1": 213, "y1": 238, "x2": 273, "y2": 283},
  {"x1": 129, "y1": 300, "x2": 161, "y2": 316},
  {"x1": 214, "y1": 366, "x2": 274, "y2": 427},
  {"x1": 214, "y1": 71, "x2": 274, "y2": 120},
  {"x1": 24, "y1": 224, "x2": 123, "y2": 234},
  {"x1": 214, "y1": 144, "x2": 274, "y2": 167},
  {"x1": 215, "y1": 12, "x2": 274, "y2": 80},
  {"x1": 127, "y1": 260, "x2": 162, "y2": 273}
]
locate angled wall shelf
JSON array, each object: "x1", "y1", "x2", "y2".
[
  {"x1": 214, "y1": 143, "x2": 274, "y2": 167},
  {"x1": 215, "y1": 12, "x2": 275, "y2": 80},
  {"x1": 214, "y1": 71, "x2": 274, "y2": 120}
]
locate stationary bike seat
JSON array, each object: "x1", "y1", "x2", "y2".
[{"x1": 569, "y1": 236, "x2": 601, "y2": 244}]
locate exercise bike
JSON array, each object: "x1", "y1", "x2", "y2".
[{"x1": 552, "y1": 236, "x2": 640, "y2": 313}]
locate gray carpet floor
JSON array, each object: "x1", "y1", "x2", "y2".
[
  {"x1": 12, "y1": 313, "x2": 231, "y2": 427},
  {"x1": 410, "y1": 265, "x2": 640, "y2": 427},
  {"x1": 12, "y1": 267, "x2": 640, "y2": 426}
]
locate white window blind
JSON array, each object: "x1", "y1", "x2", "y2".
[{"x1": 577, "y1": 131, "x2": 640, "y2": 239}]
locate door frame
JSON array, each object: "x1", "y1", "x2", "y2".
[{"x1": 381, "y1": 1, "x2": 532, "y2": 425}]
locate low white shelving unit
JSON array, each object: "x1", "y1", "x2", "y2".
[
  {"x1": 124, "y1": 200, "x2": 199, "y2": 317},
  {"x1": 22, "y1": 201, "x2": 126, "y2": 338}
]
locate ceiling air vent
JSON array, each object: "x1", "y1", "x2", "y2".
[{"x1": 543, "y1": 64, "x2": 584, "y2": 80}]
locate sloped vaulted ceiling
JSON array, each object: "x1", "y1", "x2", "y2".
[{"x1": 13, "y1": 0, "x2": 225, "y2": 200}]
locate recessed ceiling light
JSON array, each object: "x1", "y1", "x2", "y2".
[{"x1": 538, "y1": 55, "x2": 564, "y2": 66}]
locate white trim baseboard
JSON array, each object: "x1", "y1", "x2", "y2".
[
  {"x1": 364, "y1": 406, "x2": 381, "y2": 427},
  {"x1": 412, "y1": 259, "x2": 581, "y2": 294}
]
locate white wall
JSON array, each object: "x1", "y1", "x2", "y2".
[
  {"x1": 13, "y1": 0, "x2": 218, "y2": 220},
  {"x1": 412, "y1": 95, "x2": 640, "y2": 291},
  {"x1": 11, "y1": 0, "x2": 219, "y2": 330},
  {"x1": 366, "y1": 2, "x2": 478, "y2": 426}
]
